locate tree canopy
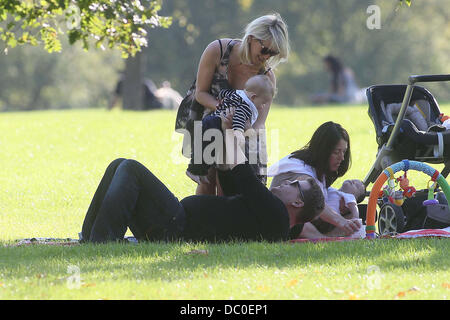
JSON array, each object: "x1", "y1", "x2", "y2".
[
  {"x1": 0, "y1": 0, "x2": 171, "y2": 57},
  {"x1": 0, "y1": 0, "x2": 448, "y2": 111}
]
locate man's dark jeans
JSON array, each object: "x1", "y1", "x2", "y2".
[{"x1": 81, "y1": 158, "x2": 185, "y2": 243}]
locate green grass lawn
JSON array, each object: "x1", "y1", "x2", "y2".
[{"x1": 1, "y1": 104, "x2": 449, "y2": 300}]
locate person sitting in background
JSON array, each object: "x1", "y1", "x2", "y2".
[
  {"x1": 154, "y1": 81, "x2": 183, "y2": 110},
  {"x1": 108, "y1": 75, "x2": 163, "y2": 110},
  {"x1": 311, "y1": 55, "x2": 365, "y2": 105}
]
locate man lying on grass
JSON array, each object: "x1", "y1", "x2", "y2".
[{"x1": 80, "y1": 114, "x2": 325, "y2": 243}]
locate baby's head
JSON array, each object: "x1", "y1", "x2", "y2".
[
  {"x1": 244, "y1": 75, "x2": 275, "y2": 108},
  {"x1": 340, "y1": 179, "x2": 366, "y2": 203}
]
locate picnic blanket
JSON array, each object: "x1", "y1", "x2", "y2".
[
  {"x1": 6, "y1": 227, "x2": 450, "y2": 246},
  {"x1": 5, "y1": 237, "x2": 80, "y2": 247},
  {"x1": 290, "y1": 226, "x2": 450, "y2": 243},
  {"x1": 4, "y1": 236, "x2": 138, "y2": 247},
  {"x1": 393, "y1": 226, "x2": 450, "y2": 239}
]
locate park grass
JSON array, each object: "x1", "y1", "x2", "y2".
[{"x1": 0, "y1": 104, "x2": 449, "y2": 300}]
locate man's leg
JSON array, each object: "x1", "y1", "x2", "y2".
[
  {"x1": 81, "y1": 158, "x2": 126, "y2": 241},
  {"x1": 88, "y1": 159, "x2": 185, "y2": 243}
]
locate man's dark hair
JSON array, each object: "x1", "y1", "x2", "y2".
[{"x1": 298, "y1": 177, "x2": 325, "y2": 223}]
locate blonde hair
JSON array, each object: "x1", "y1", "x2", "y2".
[
  {"x1": 238, "y1": 13, "x2": 290, "y2": 69},
  {"x1": 245, "y1": 75, "x2": 275, "y2": 100}
]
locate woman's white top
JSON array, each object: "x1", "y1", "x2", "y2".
[{"x1": 268, "y1": 155, "x2": 328, "y2": 200}]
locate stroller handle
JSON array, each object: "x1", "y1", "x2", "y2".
[{"x1": 409, "y1": 74, "x2": 450, "y2": 84}]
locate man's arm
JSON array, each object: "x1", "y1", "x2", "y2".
[{"x1": 294, "y1": 174, "x2": 361, "y2": 236}]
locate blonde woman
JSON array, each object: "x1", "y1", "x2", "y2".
[{"x1": 176, "y1": 13, "x2": 290, "y2": 195}]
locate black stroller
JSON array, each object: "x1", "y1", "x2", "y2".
[{"x1": 362, "y1": 74, "x2": 450, "y2": 235}]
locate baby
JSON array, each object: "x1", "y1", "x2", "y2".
[
  {"x1": 311, "y1": 179, "x2": 366, "y2": 237},
  {"x1": 186, "y1": 74, "x2": 275, "y2": 184},
  {"x1": 327, "y1": 179, "x2": 366, "y2": 219}
]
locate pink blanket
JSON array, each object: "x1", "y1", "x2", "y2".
[
  {"x1": 290, "y1": 227, "x2": 450, "y2": 243},
  {"x1": 394, "y1": 227, "x2": 450, "y2": 239}
]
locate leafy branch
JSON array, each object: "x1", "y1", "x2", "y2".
[
  {"x1": 398, "y1": 0, "x2": 412, "y2": 7},
  {"x1": 0, "y1": 0, "x2": 172, "y2": 57}
]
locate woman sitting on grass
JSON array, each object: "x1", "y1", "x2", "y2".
[
  {"x1": 268, "y1": 121, "x2": 363, "y2": 239},
  {"x1": 310, "y1": 55, "x2": 364, "y2": 105}
]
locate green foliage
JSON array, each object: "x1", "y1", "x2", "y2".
[
  {"x1": 0, "y1": 38, "x2": 122, "y2": 111},
  {"x1": 0, "y1": 1, "x2": 449, "y2": 110},
  {"x1": 144, "y1": 0, "x2": 449, "y2": 106},
  {"x1": 399, "y1": 0, "x2": 412, "y2": 7},
  {"x1": 0, "y1": 0, "x2": 172, "y2": 57}
]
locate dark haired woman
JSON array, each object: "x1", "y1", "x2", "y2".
[
  {"x1": 311, "y1": 55, "x2": 363, "y2": 104},
  {"x1": 268, "y1": 121, "x2": 362, "y2": 238}
]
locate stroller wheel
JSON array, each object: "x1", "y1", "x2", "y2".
[{"x1": 378, "y1": 204, "x2": 406, "y2": 235}]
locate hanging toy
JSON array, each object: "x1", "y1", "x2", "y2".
[
  {"x1": 391, "y1": 190, "x2": 404, "y2": 206},
  {"x1": 438, "y1": 114, "x2": 450, "y2": 129},
  {"x1": 381, "y1": 175, "x2": 395, "y2": 203},
  {"x1": 439, "y1": 113, "x2": 450, "y2": 123},
  {"x1": 397, "y1": 172, "x2": 416, "y2": 198},
  {"x1": 423, "y1": 178, "x2": 439, "y2": 206},
  {"x1": 382, "y1": 168, "x2": 404, "y2": 206},
  {"x1": 381, "y1": 185, "x2": 391, "y2": 203}
]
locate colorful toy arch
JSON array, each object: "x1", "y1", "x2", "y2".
[{"x1": 366, "y1": 160, "x2": 450, "y2": 238}]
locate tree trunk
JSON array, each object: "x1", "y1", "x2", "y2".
[{"x1": 123, "y1": 52, "x2": 143, "y2": 110}]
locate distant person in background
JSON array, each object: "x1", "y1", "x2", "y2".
[
  {"x1": 154, "y1": 81, "x2": 183, "y2": 110},
  {"x1": 108, "y1": 76, "x2": 163, "y2": 110},
  {"x1": 311, "y1": 55, "x2": 365, "y2": 105}
]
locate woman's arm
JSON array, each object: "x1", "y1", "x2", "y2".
[{"x1": 195, "y1": 40, "x2": 224, "y2": 112}]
